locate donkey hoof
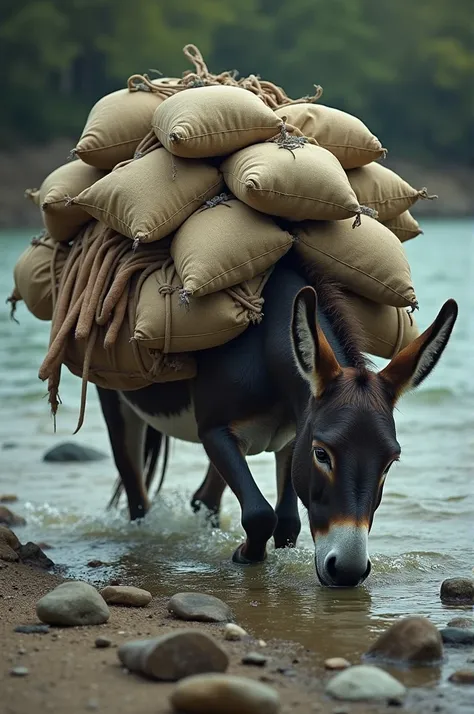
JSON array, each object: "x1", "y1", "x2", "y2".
[{"x1": 232, "y1": 543, "x2": 266, "y2": 565}]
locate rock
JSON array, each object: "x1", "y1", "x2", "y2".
[
  {"x1": 100, "y1": 585, "x2": 152, "y2": 607},
  {"x1": 95, "y1": 637, "x2": 112, "y2": 649},
  {"x1": 440, "y1": 628, "x2": 474, "y2": 646},
  {"x1": 447, "y1": 617, "x2": 474, "y2": 629},
  {"x1": 36, "y1": 581, "x2": 110, "y2": 626},
  {"x1": 87, "y1": 560, "x2": 105, "y2": 568},
  {"x1": 448, "y1": 669, "x2": 474, "y2": 684},
  {"x1": 170, "y1": 673, "x2": 281, "y2": 714},
  {"x1": 0, "y1": 525, "x2": 20, "y2": 562},
  {"x1": 37, "y1": 542, "x2": 53, "y2": 550},
  {"x1": 43, "y1": 442, "x2": 107, "y2": 463},
  {"x1": 242, "y1": 652, "x2": 268, "y2": 667},
  {"x1": 440, "y1": 578, "x2": 474, "y2": 605},
  {"x1": 324, "y1": 658, "x2": 351, "y2": 671},
  {"x1": 17, "y1": 542, "x2": 54, "y2": 570},
  {"x1": 118, "y1": 630, "x2": 229, "y2": 681},
  {"x1": 326, "y1": 665, "x2": 406, "y2": 702},
  {"x1": 0, "y1": 494, "x2": 18, "y2": 503},
  {"x1": 0, "y1": 506, "x2": 26, "y2": 527},
  {"x1": 15, "y1": 625, "x2": 50, "y2": 634},
  {"x1": 10, "y1": 667, "x2": 29, "y2": 677},
  {"x1": 224, "y1": 623, "x2": 247, "y2": 641},
  {"x1": 168, "y1": 592, "x2": 232, "y2": 623},
  {"x1": 366, "y1": 616, "x2": 443, "y2": 664}
]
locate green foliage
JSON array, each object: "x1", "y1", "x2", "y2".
[{"x1": 1, "y1": 0, "x2": 471, "y2": 165}]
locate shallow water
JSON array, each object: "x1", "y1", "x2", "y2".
[{"x1": 1, "y1": 219, "x2": 473, "y2": 693}]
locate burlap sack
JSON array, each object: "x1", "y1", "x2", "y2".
[
  {"x1": 294, "y1": 216, "x2": 417, "y2": 308},
  {"x1": 74, "y1": 82, "x2": 173, "y2": 170},
  {"x1": 65, "y1": 318, "x2": 196, "y2": 391},
  {"x1": 134, "y1": 261, "x2": 270, "y2": 352},
  {"x1": 346, "y1": 163, "x2": 435, "y2": 221},
  {"x1": 171, "y1": 198, "x2": 293, "y2": 297},
  {"x1": 24, "y1": 188, "x2": 40, "y2": 206},
  {"x1": 39, "y1": 161, "x2": 105, "y2": 242},
  {"x1": 13, "y1": 235, "x2": 69, "y2": 320},
  {"x1": 222, "y1": 142, "x2": 364, "y2": 221},
  {"x1": 71, "y1": 148, "x2": 224, "y2": 243},
  {"x1": 346, "y1": 291, "x2": 420, "y2": 359},
  {"x1": 152, "y1": 85, "x2": 282, "y2": 158},
  {"x1": 383, "y1": 211, "x2": 422, "y2": 242},
  {"x1": 275, "y1": 104, "x2": 385, "y2": 169}
]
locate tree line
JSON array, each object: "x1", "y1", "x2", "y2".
[{"x1": 1, "y1": 0, "x2": 472, "y2": 166}]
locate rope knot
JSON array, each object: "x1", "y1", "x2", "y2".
[{"x1": 158, "y1": 283, "x2": 175, "y2": 296}]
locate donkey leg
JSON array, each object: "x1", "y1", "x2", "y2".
[
  {"x1": 200, "y1": 426, "x2": 277, "y2": 564},
  {"x1": 190, "y1": 462, "x2": 226, "y2": 528},
  {"x1": 96, "y1": 387, "x2": 149, "y2": 521},
  {"x1": 273, "y1": 442, "x2": 301, "y2": 549}
]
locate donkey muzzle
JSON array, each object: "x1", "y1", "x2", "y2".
[{"x1": 314, "y1": 523, "x2": 371, "y2": 587}]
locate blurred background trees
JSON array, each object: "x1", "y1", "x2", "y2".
[{"x1": 1, "y1": 0, "x2": 472, "y2": 166}]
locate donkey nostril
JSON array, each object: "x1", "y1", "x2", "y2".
[{"x1": 325, "y1": 555, "x2": 338, "y2": 581}]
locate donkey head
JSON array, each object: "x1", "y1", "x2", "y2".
[{"x1": 290, "y1": 287, "x2": 458, "y2": 587}]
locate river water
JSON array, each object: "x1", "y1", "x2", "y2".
[{"x1": 0, "y1": 219, "x2": 473, "y2": 694}]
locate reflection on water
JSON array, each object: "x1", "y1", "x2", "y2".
[{"x1": 0, "y1": 220, "x2": 473, "y2": 694}]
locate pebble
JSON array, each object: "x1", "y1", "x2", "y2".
[
  {"x1": 447, "y1": 617, "x2": 474, "y2": 629},
  {"x1": 43, "y1": 442, "x2": 107, "y2": 462},
  {"x1": 448, "y1": 669, "x2": 474, "y2": 685},
  {"x1": 169, "y1": 673, "x2": 281, "y2": 714},
  {"x1": 440, "y1": 628, "x2": 474, "y2": 646},
  {"x1": 440, "y1": 577, "x2": 474, "y2": 604},
  {"x1": 118, "y1": 630, "x2": 229, "y2": 681},
  {"x1": 14, "y1": 625, "x2": 50, "y2": 635},
  {"x1": 100, "y1": 585, "x2": 152, "y2": 607},
  {"x1": 324, "y1": 658, "x2": 351, "y2": 671},
  {"x1": 224, "y1": 623, "x2": 247, "y2": 641},
  {"x1": 366, "y1": 616, "x2": 443, "y2": 664},
  {"x1": 168, "y1": 592, "x2": 232, "y2": 623},
  {"x1": 87, "y1": 560, "x2": 104, "y2": 568},
  {"x1": 258, "y1": 639, "x2": 267, "y2": 647},
  {"x1": 0, "y1": 494, "x2": 18, "y2": 503},
  {"x1": 36, "y1": 581, "x2": 110, "y2": 626},
  {"x1": 95, "y1": 637, "x2": 112, "y2": 649},
  {"x1": 326, "y1": 665, "x2": 406, "y2": 702},
  {"x1": 0, "y1": 506, "x2": 26, "y2": 527},
  {"x1": 85, "y1": 698, "x2": 99, "y2": 710},
  {"x1": 242, "y1": 652, "x2": 268, "y2": 667},
  {"x1": 10, "y1": 667, "x2": 29, "y2": 677}
]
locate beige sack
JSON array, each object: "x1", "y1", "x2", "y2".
[
  {"x1": 275, "y1": 104, "x2": 385, "y2": 169},
  {"x1": 346, "y1": 163, "x2": 435, "y2": 221},
  {"x1": 65, "y1": 318, "x2": 196, "y2": 392},
  {"x1": 71, "y1": 148, "x2": 224, "y2": 243},
  {"x1": 222, "y1": 142, "x2": 365, "y2": 221},
  {"x1": 152, "y1": 85, "x2": 282, "y2": 158},
  {"x1": 383, "y1": 211, "x2": 422, "y2": 242},
  {"x1": 24, "y1": 188, "x2": 40, "y2": 206},
  {"x1": 134, "y1": 262, "x2": 270, "y2": 352},
  {"x1": 346, "y1": 291, "x2": 420, "y2": 359},
  {"x1": 294, "y1": 216, "x2": 417, "y2": 308},
  {"x1": 74, "y1": 82, "x2": 171, "y2": 170},
  {"x1": 171, "y1": 198, "x2": 293, "y2": 297},
  {"x1": 39, "y1": 161, "x2": 105, "y2": 242},
  {"x1": 13, "y1": 235, "x2": 70, "y2": 320}
]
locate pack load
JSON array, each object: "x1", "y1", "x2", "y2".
[{"x1": 10, "y1": 44, "x2": 434, "y2": 430}]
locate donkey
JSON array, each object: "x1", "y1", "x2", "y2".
[{"x1": 97, "y1": 257, "x2": 457, "y2": 587}]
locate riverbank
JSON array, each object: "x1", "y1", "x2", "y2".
[{"x1": 0, "y1": 140, "x2": 472, "y2": 229}]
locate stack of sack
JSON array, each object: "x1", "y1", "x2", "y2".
[{"x1": 11, "y1": 45, "x2": 433, "y2": 428}]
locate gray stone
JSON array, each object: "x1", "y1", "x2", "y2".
[
  {"x1": 168, "y1": 592, "x2": 232, "y2": 623},
  {"x1": 17, "y1": 542, "x2": 54, "y2": 570},
  {"x1": 0, "y1": 506, "x2": 26, "y2": 527},
  {"x1": 170, "y1": 673, "x2": 281, "y2": 714},
  {"x1": 15, "y1": 625, "x2": 50, "y2": 634},
  {"x1": 43, "y1": 442, "x2": 107, "y2": 463},
  {"x1": 366, "y1": 616, "x2": 443, "y2": 664},
  {"x1": 10, "y1": 667, "x2": 29, "y2": 677},
  {"x1": 118, "y1": 630, "x2": 229, "y2": 681},
  {"x1": 95, "y1": 637, "x2": 112, "y2": 648},
  {"x1": 440, "y1": 578, "x2": 474, "y2": 605},
  {"x1": 242, "y1": 652, "x2": 268, "y2": 667},
  {"x1": 448, "y1": 669, "x2": 474, "y2": 684},
  {"x1": 326, "y1": 665, "x2": 406, "y2": 702},
  {"x1": 36, "y1": 581, "x2": 110, "y2": 626},
  {"x1": 447, "y1": 617, "x2": 474, "y2": 629},
  {"x1": 224, "y1": 623, "x2": 247, "y2": 641},
  {"x1": 440, "y1": 628, "x2": 474, "y2": 646},
  {"x1": 100, "y1": 585, "x2": 152, "y2": 607}
]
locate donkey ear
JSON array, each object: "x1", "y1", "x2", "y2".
[
  {"x1": 379, "y1": 299, "x2": 458, "y2": 401},
  {"x1": 291, "y1": 286, "x2": 342, "y2": 397}
]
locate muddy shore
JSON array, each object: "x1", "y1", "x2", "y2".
[{"x1": 0, "y1": 557, "x2": 472, "y2": 714}]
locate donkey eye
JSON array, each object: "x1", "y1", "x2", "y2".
[{"x1": 314, "y1": 447, "x2": 331, "y2": 467}]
